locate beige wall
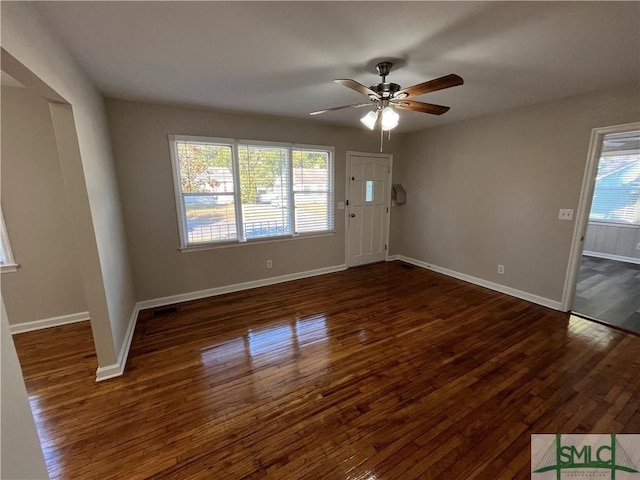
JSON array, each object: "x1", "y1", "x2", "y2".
[
  {"x1": 1, "y1": 86, "x2": 87, "y2": 325},
  {"x1": 106, "y1": 99, "x2": 397, "y2": 301},
  {"x1": 1, "y1": 3, "x2": 136, "y2": 366},
  {"x1": 390, "y1": 84, "x2": 640, "y2": 303}
]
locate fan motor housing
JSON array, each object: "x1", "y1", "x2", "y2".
[{"x1": 370, "y1": 82, "x2": 401, "y2": 98}]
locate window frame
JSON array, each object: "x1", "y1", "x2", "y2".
[
  {"x1": 0, "y1": 209, "x2": 18, "y2": 273},
  {"x1": 292, "y1": 145, "x2": 335, "y2": 235},
  {"x1": 169, "y1": 135, "x2": 335, "y2": 251}
]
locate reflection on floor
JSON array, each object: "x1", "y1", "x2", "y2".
[
  {"x1": 573, "y1": 255, "x2": 640, "y2": 334},
  {"x1": 13, "y1": 262, "x2": 640, "y2": 479}
]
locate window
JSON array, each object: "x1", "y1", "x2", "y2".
[
  {"x1": 239, "y1": 144, "x2": 291, "y2": 239},
  {"x1": 293, "y1": 148, "x2": 333, "y2": 233},
  {"x1": 589, "y1": 131, "x2": 640, "y2": 225},
  {"x1": 0, "y1": 210, "x2": 18, "y2": 273},
  {"x1": 365, "y1": 180, "x2": 374, "y2": 203},
  {"x1": 169, "y1": 136, "x2": 334, "y2": 248}
]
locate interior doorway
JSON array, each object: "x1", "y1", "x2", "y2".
[
  {"x1": 564, "y1": 124, "x2": 640, "y2": 333},
  {"x1": 346, "y1": 151, "x2": 392, "y2": 267}
]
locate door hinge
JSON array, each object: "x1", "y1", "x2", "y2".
[
  {"x1": 346, "y1": 199, "x2": 349, "y2": 206},
  {"x1": 386, "y1": 207, "x2": 389, "y2": 213},
  {"x1": 385, "y1": 244, "x2": 387, "y2": 251},
  {"x1": 388, "y1": 166, "x2": 391, "y2": 174}
]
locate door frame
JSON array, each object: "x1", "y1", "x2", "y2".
[
  {"x1": 560, "y1": 121, "x2": 640, "y2": 311},
  {"x1": 345, "y1": 151, "x2": 393, "y2": 267}
]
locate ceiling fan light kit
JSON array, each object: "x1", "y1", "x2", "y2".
[
  {"x1": 311, "y1": 61, "x2": 463, "y2": 151},
  {"x1": 381, "y1": 106, "x2": 399, "y2": 131},
  {"x1": 360, "y1": 110, "x2": 378, "y2": 130}
]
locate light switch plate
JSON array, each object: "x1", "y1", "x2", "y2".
[
  {"x1": 338, "y1": 202, "x2": 345, "y2": 210},
  {"x1": 558, "y1": 209, "x2": 574, "y2": 220}
]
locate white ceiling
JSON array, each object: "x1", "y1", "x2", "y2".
[{"x1": 34, "y1": 1, "x2": 640, "y2": 133}]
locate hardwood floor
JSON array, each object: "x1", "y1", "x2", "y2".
[
  {"x1": 573, "y1": 255, "x2": 640, "y2": 334},
  {"x1": 13, "y1": 261, "x2": 640, "y2": 479}
]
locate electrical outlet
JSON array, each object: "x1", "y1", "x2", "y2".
[
  {"x1": 558, "y1": 209, "x2": 574, "y2": 220},
  {"x1": 266, "y1": 259, "x2": 272, "y2": 269},
  {"x1": 497, "y1": 265, "x2": 505, "y2": 274}
]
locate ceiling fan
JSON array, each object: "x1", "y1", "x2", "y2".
[{"x1": 310, "y1": 62, "x2": 464, "y2": 132}]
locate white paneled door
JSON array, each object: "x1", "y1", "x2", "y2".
[{"x1": 347, "y1": 153, "x2": 392, "y2": 267}]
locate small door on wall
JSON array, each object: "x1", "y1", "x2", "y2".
[{"x1": 347, "y1": 153, "x2": 391, "y2": 267}]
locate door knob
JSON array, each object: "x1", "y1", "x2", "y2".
[{"x1": 350, "y1": 213, "x2": 356, "y2": 218}]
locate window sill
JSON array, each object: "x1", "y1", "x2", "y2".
[
  {"x1": 179, "y1": 231, "x2": 336, "y2": 253},
  {"x1": 1, "y1": 263, "x2": 19, "y2": 273}
]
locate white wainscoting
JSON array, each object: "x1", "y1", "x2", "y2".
[{"x1": 584, "y1": 222, "x2": 640, "y2": 264}]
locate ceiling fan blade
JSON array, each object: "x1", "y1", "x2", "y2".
[
  {"x1": 334, "y1": 79, "x2": 380, "y2": 98},
  {"x1": 394, "y1": 74, "x2": 463, "y2": 100},
  {"x1": 310, "y1": 102, "x2": 372, "y2": 115},
  {"x1": 392, "y1": 100, "x2": 450, "y2": 115}
]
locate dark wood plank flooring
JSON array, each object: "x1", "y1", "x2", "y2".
[
  {"x1": 13, "y1": 261, "x2": 640, "y2": 479},
  {"x1": 573, "y1": 255, "x2": 640, "y2": 334}
]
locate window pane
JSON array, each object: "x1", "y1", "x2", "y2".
[
  {"x1": 238, "y1": 145, "x2": 292, "y2": 239},
  {"x1": 293, "y1": 149, "x2": 333, "y2": 233},
  {"x1": 365, "y1": 180, "x2": 374, "y2": 202},
  {"x1": 176, "y1": 142, "x2": 234, "y2": 194},
  {"x1": 293, "y1": 150, "x2": 328, "y2": 191},
  {"x1": 184, "y1": 194, "x2": 237, "y2": 243},
  {"x1": 176, "y1": 142, "x2": 236, "y2": 245},
  {"x1": 589, "y1": 153, "x2": 640, "y2": 224},
  {"x1": 295, "y1": 193, "x2": 329, "y2": 232}
]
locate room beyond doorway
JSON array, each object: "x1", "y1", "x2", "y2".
[
  {"x1": 573, "y1": 256, "x2": 640, "y2": 334},
  {"x1": 569, "y1": 125, "x2": 640, "y2": 334}
]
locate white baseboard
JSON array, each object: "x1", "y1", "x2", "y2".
[
  {"x1": 583, "y1": 251, "x2": 640, "y2": 265},
  {"x1": 10, "y1": 311, "x2": 90, "y2": 334},
  {"x1": 10, "y1": 267, "x2": 348, "y2": 381},
  {"x1": 137, "y1": 264, "x2": 347, "y2": 311},
  {"x1": 7, "y1": 307, "x2": 138, "y2": 382},
  {"x1": 387, "y1": 254, "x2": 400, "y2": 261},
  {"x1": 393, "y1": 255, "x2": 562, "y2": 311},
  {"x1": 95, "y1": 265, "x2": 347, "y2": 381},
  {"x1": 95, "y1": 304, "x2": 140, "y2": 382}
]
